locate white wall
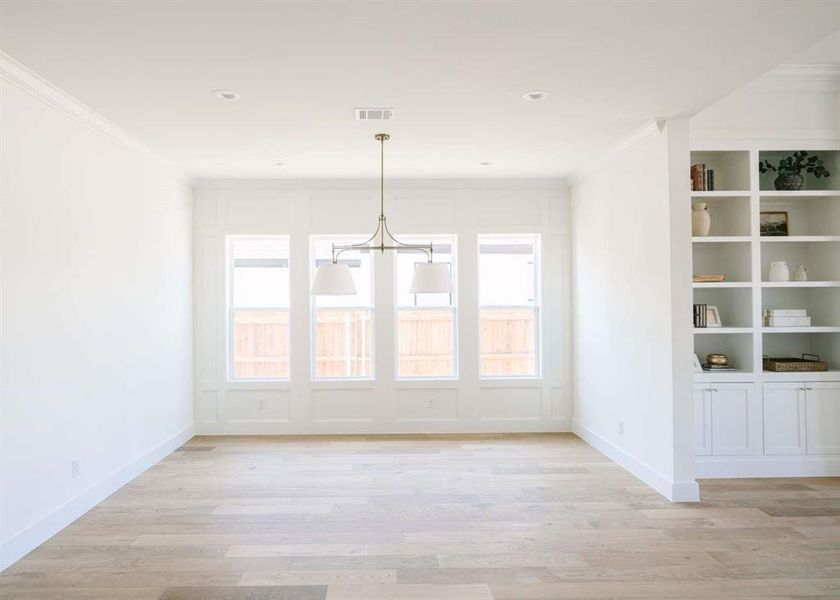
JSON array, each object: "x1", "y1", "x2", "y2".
[
  {"x1": 194, "y1": 180, "x2": 571, "y2": 434},
  {"x1": 0, "y1": 57, "x2": 194, "y2": 570},
  {"x1": 570, "y1": 120, "x2": 697, "y2": 502}
]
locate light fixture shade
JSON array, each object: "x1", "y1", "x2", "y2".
[
  {"x1": 312, "y1": 262, "x2": 357, "y2": 295},
  {"x1": 409, "y1": 262, "x2": 454, "y2": 294}
]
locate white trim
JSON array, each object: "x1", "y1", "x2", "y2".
[
  {"x1": 748, "y1": 63, "x2": 840, "y2": 92},
  {"x1": 696, "y1": 457, "x2": 840, "y2": 479},
  {"x1": 572, "y1": 420, "x2": 700, "y2": 503},
  {"x1": 0, "y1": 426, "x2": 193, "y2": 571},
  {"x1": 196, "y1": 420, "x2": 571, "y2": 436},
  {"x1": 0, "y1": 52, "x2": 192, "y2": 188}
]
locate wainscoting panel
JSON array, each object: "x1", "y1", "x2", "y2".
[
  {"x1": 479, "y1": 387, "x2": 543, "y2": 421},
  {"x1": 396, "y1": 388, "x2": 459, "y2": 421},
  {"x1": 226, "y1": 390, "x2": 291, "y2": 423},
  {"x1": 310, "y1": 389, "x2": 376, "y2": 423}
]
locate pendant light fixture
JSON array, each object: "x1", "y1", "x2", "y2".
[{"x1": 311, "y1": 133, "x2": 455, "y2": 295}]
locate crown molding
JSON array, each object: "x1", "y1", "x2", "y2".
[
  {"x1": 0, "y1": 52, "x2": 193, "y2": 187},
  {"x1": 567, "y1": 119, "x2": 665, "y2": 187},
  {"x1": 748, "y1": 62, "x2": 840, "y2": 92}
]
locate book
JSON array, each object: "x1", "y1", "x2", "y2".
[
  {"x1": 693, "y1": 274, "x2": 726, "y2": 283},
  {"x1": 690, "y1": 163, "x2": 705, "y2": 191},
  {"x1": 690, "y1": 164, "x2": 714, "y2": 191},
  {"x1": 764, "y1": 309, "x2": 807, "y2": 317},
  {"x1": 765, "y1": 316, "x2": 812, "y2": 327}
]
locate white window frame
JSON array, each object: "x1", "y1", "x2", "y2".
[
  {"x1": 393, "y1": 235, "x2": 458, "y2": 381},
  {"x1": 226, "y1": 235, "x2": 291, "y2": 382},
  {"x1": 477, "y1": 233, "x2": 542, "y2": 380},
  {"x1": 310, "y1": 235, "x2": 376, "y2": 381}
]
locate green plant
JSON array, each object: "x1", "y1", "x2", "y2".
[{"x1": 759, "y1": 151, "x2": 830, "y2": 179}]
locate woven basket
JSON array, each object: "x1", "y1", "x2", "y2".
[{"x1": 763, "y1": 354, "x2": 828, "y2": 372}]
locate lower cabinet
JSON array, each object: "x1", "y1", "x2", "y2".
[
  {"x1": 763, "y1": 382, "x2": 840, "y2": 456},
  {"x1": 693, "y1": 383, "x2": 758, "y2": 456},
  {"x1": 804, "y1": 382, "x2": 840, "y2": 455},
  {"x1": 763, "y1": 383, "x2": 806, "y2": 455}
]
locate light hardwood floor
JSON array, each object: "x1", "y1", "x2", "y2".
[{"x1": 2, "y1": 433, "x2": 839, "y2": 599}]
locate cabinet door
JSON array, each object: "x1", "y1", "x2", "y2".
[
  {"x1": 763, "y1": 383, "x2": 806, "y2": 456},
  {"x1": 693, "y1": 384, "x2": 711, "y2": 456},
  {"x1": 711, "y1": 383, "x2": 757, "y2": 456},
  {"x1": 806, "y1": 382, "x2": 840, "y2": 455}
]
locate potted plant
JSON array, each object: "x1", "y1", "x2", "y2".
[{"x1": 759, "y1": 151, "x2": 831, "y2": 191}]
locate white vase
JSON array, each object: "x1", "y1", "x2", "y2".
[
  {"x1": 691, "y1": 202, "x2": 711, "y2": 236},
  {"x1": 769, "y1": 261, "x2": 790, "y2": 282},
  {"x1": 793, "y1": 265, "x2": 808, "y2": 282}
]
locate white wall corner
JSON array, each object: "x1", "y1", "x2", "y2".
[
  {"x1": 572, "y1": 420, "x2": 699, "y2": 503},
  {"x1": 0, "y1": 426, "x2": 194, "y2": 572},
  {"x1": 0, "y1": 51, "x2": 193, "y2": 188}
]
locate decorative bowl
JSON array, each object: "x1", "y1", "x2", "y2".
[{"x1": 706, "y1": 353, "x2": 729, "y2": 366}]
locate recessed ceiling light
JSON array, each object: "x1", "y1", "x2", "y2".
[
  {"x1": 479, "y1": 161, "x2": 492, "y2": 166},
  {"x1": 211, "y1": 89, "x2": 240, "y2": 101},
  {"x1": 274, "y1": 161, "x2": 285, "y2": 167},
  {"x1": 522, "y1": 90, "x2": 549, "y2": 101}
]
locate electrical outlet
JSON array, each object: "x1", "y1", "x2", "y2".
[
  {"x1": 617, "y1": 421, "x2": 624, "y2": 435},
  {"x1": 258, "y1": 399, "x2": 266, "y2": 410},
  {"x1": 71, "y1": 459, "x2": 81, "y2": 478},
  {"x1": 427, "y1": 399, "x2": 434, "y2": 410}
]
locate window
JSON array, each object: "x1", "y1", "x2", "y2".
[
  {"x1": 311, "y1": 237, "x2": 374, "y2": 379},
  {"x1": 395, "y1": 236, "x2": 457, "y2": 378},
  {"x1": 228, "y1": 236, "x2": 290, "y2": 380},
  {"x1": 478, "y1": 234, "x2": 540, "y2": 377}
]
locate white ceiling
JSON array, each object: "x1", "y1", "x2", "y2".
[{"x1": 1, "y1": 1, "x2": 838, "y2": 179}]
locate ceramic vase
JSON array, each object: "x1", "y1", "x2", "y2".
[
  {"x1": 794, "y1": 265, "x2": 808, "y2": 282},
  {"x1": 692, "y1": 202, "x2": 711, "y2": 236},
  {"x1": 769, "y1": 261, "x2": 790, "y2": 282}
]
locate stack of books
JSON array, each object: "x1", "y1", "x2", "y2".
[
  {"x1": 764, "y1": 308, "x2": 811, "y2": 327},
  {"x1": 693, "y1": 304, "x2": 708, "y2": 327},
  {"x1": 691, "y1": 164, "x2": 715, "y2": 191},
  {"x1": 702, "y1": 362, "x2": 735, "y2": 372}
]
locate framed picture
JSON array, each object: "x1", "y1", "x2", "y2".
[
  {"x1": 760, "y1": 211, "x2": 789, "y2": 236},
  {"x1": 706, "y1": 305, "x2": 722, "y2": 327}
]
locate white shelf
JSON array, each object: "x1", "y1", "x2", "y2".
[
  {"x1": 691, "y1": 191, "x2": 750, "y2": 198},
  {"x1": 761, "y1": 370, "x2": 840, "y2": 382},
  {"x1": 693, "y1": 281, "x2": 752, "y2": 288},
  {"x1": 694, "y1": 327, "x2": 752, "y2": 334},
  {"x1": 762, "y1": 326, "x2": 840, "y2": 334},
  {"x1": 693, "y1": 236, "x2": 751, "y2": 243},
  {"x1": 760, "y1": 236, "x2": 840, "y2": 243},
  {"x1": 761, "y1": 281, "x2": 840, "y2": 288},
  {"x1": 694, "y1": 370, "x2": 755, "y2": 383},
  {"x1": 760, "y1": 190, "x2": 840, "y2": 197}
]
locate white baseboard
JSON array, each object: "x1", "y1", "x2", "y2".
[
  {"x1": 572, "y1": 419, "x2": 699, "y2": 503},
  {"x1": 195, "y1": 419, "x2": 572, "y2": 436},
  {"x1": 0, "y1": 425, "x2": 194, "y2": 572},
  {"x1": 696, "y1": 457, "x2": 840, "y2": 479}
]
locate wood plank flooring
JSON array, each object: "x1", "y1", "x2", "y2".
[{"x1": 2, "y1": 433, "x2": 839, "y2": 599}]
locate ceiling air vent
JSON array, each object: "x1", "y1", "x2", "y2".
[{"x1": 355, "y1": 108, "x2": 394, "y2": 121}]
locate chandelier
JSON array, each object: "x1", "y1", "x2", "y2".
[{"x1": 311, "y1": 133, "x2": 455, "y2": 295}]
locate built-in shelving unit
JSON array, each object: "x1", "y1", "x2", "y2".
[
  {"x1": 691, "y1": 147, "x2": 840, "y2": 375},
  {"x1": 690, "y1": 145, "x2": 840, "y2": 478}
]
